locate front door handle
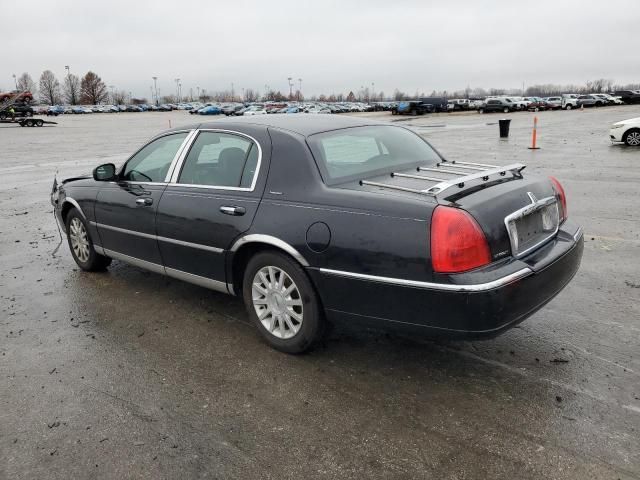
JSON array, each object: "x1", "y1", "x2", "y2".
[
  {"x1": 136, "y1": 197, "x2": 153, "y2": 206},
  {"x1": 220, "y1": 205, "x2": 246, "y2": 216}
]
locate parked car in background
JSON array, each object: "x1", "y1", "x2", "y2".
[
  {"x1": 242, "y1": 106, "x2": 267, "y2": 116},
  {"x1": 447, "y1": 99, "x2": 470, "y2": 111},
  {"x1": 391, "y1": 101, "x2": 434, "y2": 116},
  {"x1": 615, "y1": 90, "x2": 640, "y2": 105},
  {"x1": 561, "y1": 94, "x2": 579, "y2": 110},
  {"x1": 544, "y1": 97, "x2": 563, "y2": 109},
  {"x1": 478, "y1": 98, "x2": 516, "y2": 113},
  {"x1": 47, "y1": 105, "x2": 65, "y2": 116},
  {"x1": 418, "y1": 97, "x2": 448, "y2": 112},
  {"x1": 198, "y1": 105, "x2": 223, "y2": 115},
  {"x1": 51, "y1": 115, "x2": 583, "y2": 353},
  {"x1": 576, "y1": 95, "x2": 602, "y2": 108},
  {"x1": 609, "y1": 117, "x2": 640, "y2": 146},
  {"x1": 125, "y1": 105, "x2": 143, "y2": 112}
]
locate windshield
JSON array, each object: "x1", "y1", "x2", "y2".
[{"x1": 307, "y1": 125, "x2": 441, "y2": 184}]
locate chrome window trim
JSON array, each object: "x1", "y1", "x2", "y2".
[
  {"x1": 504, "y1": 195, "x2": 559, "y2": 259},
  {"x1": 230, "y1": 234, "x2": 310, "y2": 267},
  {"x1": 90, "y1": 221, "x2": 223, "y2": 254},
  {"x1": 168, "y1": 128, "x2": 263, "y2": 192},
  {"x1": 319, "y1": 267, "x2": 533, "y2": 292},
  {"x1": 164, "y1": 130, "x2": 198, "y2": 182}
]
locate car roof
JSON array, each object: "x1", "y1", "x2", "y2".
[{"x1": 175, "y1": 114, "x2": 385, "y2": 137}]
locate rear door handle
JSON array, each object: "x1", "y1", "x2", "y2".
[
  {"x1": 220, "y1": 206, "x2": 246, "y2": 216},
  {"x1": 136, "y1": 197, "x2": 153, "y2": 206}
]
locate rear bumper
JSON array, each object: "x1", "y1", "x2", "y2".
[{"x1": 310, "y1": 222, "x2": 584, "y2": 337}]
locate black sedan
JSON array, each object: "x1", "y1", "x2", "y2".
[{"x1": 51, "y1": 115, "x2": 583, "y2": 353}]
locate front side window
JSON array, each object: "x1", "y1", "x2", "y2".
[
  {"x1": 307, "y1": 126, "x2": 440, "y2": 184},
  {"x1": 178, "y1": 131, "x2": 259, "y2": 188},
  {"x1": 122, "y1": 132, "x2": 188, "y2": 182}
]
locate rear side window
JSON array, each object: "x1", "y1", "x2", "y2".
[
  {"x1": 307, "y1": 125, "x2": 440, "y2": 184},
  {"x1": 177, "y1": 131, "x2": 260, "y2": 188}
]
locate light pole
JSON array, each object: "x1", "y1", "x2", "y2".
[
  {"x1": 287, "y1": 77, "x2": 293, "y2": 100},
  {"x1": 152, "y1": 76, "x2": 158, "y2": 105},
  {"x1": 175, "y1": 78, "x2": 180, "y2": 102},
  {"x1": 298, "y1": 78, "x2": 302, "y2": 102},
  {"x1": 12, "y1": 74, "x2": 17, "y2": 90},
  {"x1": 231, "y1": 82, "x2": 235, "y2": 102},
  {"x1": 371, "y1": 82, "x2": 375, "y2": 103},
  {"x1": 65, "y1": 66, "x2": 74, "y2": 105},
  {"x1": 264, "y1": 84, "x2": 270, "y2": 101}
]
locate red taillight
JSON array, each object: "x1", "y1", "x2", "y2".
[
  {"x1": 430, "y1": 206, "x2": 491, "y2": 274},
  {"x1": 549, "y1": 176, "x2": 567, "y2": 222}
]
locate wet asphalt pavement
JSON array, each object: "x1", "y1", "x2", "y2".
[{"x1": 1, "y1": 107, "x2": 639, "y2": 479}]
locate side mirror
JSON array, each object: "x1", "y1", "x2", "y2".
[{"x1": 93, "y1": 163, "x2": 116, "y2": 181}]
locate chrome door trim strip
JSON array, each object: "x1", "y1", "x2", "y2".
[
  {"x1": 90, "y1": 221, "x2": 224, "y2": 254},
  {"x1": 168, "y1": 128, "x2": 263, "y2": 192},
  {"x1": 319, "y1": 267, "x2": 533, "y2": 292},
  {"x1": 230, "y1": 234, "x2": 310, "y2": 267},
  {"x1": 165, "y1": 267, "x2": 229, "y2": 294},
  {"x1": 157, "y1": 235, "x2": 224, "y2": 253},
  {"x1": 90, "y1": 221, "x2": 156, "y2": 240},
  {"x1": 103, "y1": 248, "x2": 165, "y2": 275},
  {"x1": 93, "y1": 243, "x2": 105, "y2": 255}
]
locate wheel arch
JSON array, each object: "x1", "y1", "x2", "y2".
[
  {"x1": 623, "y1": 127, "x2": 640, "y2": 145},
  {"x1": 61, "y1": 198, "x2": 87, "y2": 223},
  {"x1": 228, "y1": 235, "x2": 310, "y2": 296}
]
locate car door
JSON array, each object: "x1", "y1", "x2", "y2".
[
  {"x1": 94, "y1": 131, "x2": 192, "y2": 267},
  {"x1": 155, "y1": 128, "x2": 269, "y2": 286}
]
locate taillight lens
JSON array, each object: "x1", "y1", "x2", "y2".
[
  {"x1": 431, "y1": 206, "x2": 491, "y2": 273},
  {"x1": 549, "y1": 176, "x2": 567, "y2": 222}
]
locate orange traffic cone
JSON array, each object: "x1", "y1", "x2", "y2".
[{"x1": 528, "y1": 116, "x2": 540, "y2": 150}]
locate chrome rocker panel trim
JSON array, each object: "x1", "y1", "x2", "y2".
[
  {"x1": 319, "y1": 267, "x2": 533, "y2": 292},
  {"x1": 102, "y1": 248, "x2": 229, "y2": 294}
]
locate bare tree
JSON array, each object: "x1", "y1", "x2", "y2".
[
  {"x1": 393, "y1": 89, "x2": 406, "y2": 101},
  {"x1": 39, "y1": 70, "x2": 61, "y2": 105},
  {"x1": 113, "y1": 90, "x2": 127, "y2": 104},
  {"x1": 63, "y1": 74, "x2": 81, "y2": 105},
  {"x1": 16, "y1": 73, "x2": 36, "y2": 95},
  {"x1": 244, "y1": 88, "x2": 259, "y2": 102},
  {"x1": 80, "y1": 71, "x2": 108, "y2": 104}
]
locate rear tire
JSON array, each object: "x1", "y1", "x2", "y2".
[
  {"x1": 243, "y1": 251, "x2": 324, "y2": 354},
  {"x1": 65, "y1": 208, "x2": 112, "y2": 271},
  {"x1": 503, "y1": 107, "x2": 509, "y2": 113},
  {"x1": 623, "y1": 128, "x2": 640, "y2": 146}
]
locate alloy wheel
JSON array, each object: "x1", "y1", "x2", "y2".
[
  {"x1": 69, "y1": 217, "x2": 90, "y2": 263},
  {"x1": 626, "y1": 131, "x2": 640, "y2": 146},
  {"x1": 252, "y1": 266, "x2": 303, "y2": 339}
]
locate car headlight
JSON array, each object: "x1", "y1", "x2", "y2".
[{"x1": 610, "y1": 124, "x2": 626, "y2": 129}]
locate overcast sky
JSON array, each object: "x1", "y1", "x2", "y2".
[{"x1": 4, "y1": 0, "x2": 639, "y2": 98}]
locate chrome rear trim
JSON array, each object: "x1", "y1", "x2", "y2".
[{"x1": 319, "y1": 267, "x2": 533, "y2": 292}]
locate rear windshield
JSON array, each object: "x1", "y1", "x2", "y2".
[{"x1": 307, "y1": 126, "x2": 440, "y2": 184}]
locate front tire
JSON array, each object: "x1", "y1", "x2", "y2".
[
  {"x1": 243, "y1": 251, "x2": 324, "y2": 353},
  {"x1": 503, "y1": 107, "x2": 509, "y2": 113},
  {"x1": 65, "y1": 209, "x2": 112, "y2": 271},
  {"x1": 623, "y1": 128, "x2": 640, "y2": 146}
]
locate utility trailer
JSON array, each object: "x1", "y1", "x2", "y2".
[{"x1": 0, "y1": 117, "x2": 57, "y2": 127}]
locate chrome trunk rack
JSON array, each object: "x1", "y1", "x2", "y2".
[{"x1": 360, "y1": 161, "x2": 526, "y2": 197}]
